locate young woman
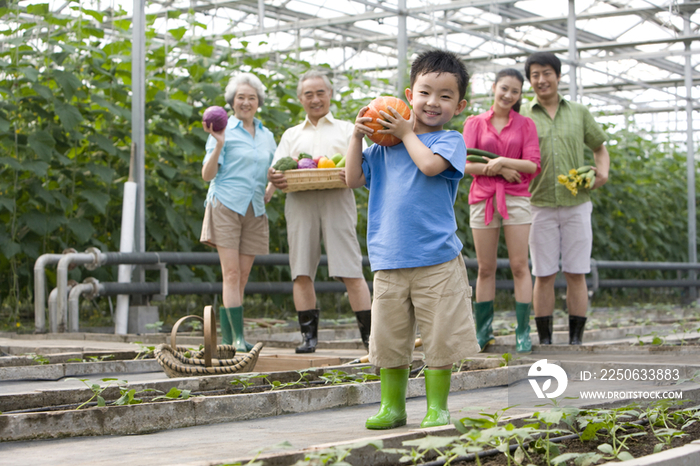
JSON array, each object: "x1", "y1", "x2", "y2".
[
  {"x1": 463, "y1": 68, "x2": 541, "y2": 353},
  {"x1": 200, "y1": 73, "x2": 277, "y2": 353}
]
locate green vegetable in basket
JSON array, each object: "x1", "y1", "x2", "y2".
[
  {"x1": 273, "y1": 157, "x2": 298, "y2": 171},
  {"x1": 298, "y1": 153, "x2": 312, "y2": 160}
]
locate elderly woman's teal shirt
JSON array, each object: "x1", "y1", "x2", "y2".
[{"x1": 203, "y1": 115, "x2": 277, "y2": 216}]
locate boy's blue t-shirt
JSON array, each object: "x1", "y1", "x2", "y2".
[{"x1": 361, "y1": 130, "x2": 466, "y2": 271}]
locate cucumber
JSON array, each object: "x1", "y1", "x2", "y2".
[
  {"x1": 467, "y1": 155, "x2": 488, "y2": 164},
  {"x1": 584, "y1": 170, "x2": 596, "y2": 188},
  {"x1": 576, "y1": 165, "x2": 592, "y2": 174},
  {"x1": 467, "y1": 148, "x2": 499, "y2": 159}
]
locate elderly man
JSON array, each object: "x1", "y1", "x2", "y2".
[{"x1": 268, "y1": 70, "x2": 372, "y2": 354}]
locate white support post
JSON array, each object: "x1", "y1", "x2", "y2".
[
  {"x1": 568, "y1": 0, "x2": 578, "y2": 102},
  {"x1": 683, "y1": 3, "x2": 697, "y2": 300},
  {"x1": 132, "y1": 0, "x2": 146, "y2": 298},
  {"x1": 397, "y1": 0, "x2": 407, "y2": 97}
]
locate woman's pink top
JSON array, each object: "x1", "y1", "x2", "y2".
[{"x1": 463, "y1": 108, "x2": 541, "y2": 226}]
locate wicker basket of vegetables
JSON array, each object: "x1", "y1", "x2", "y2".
[{"x1": 275, "y1": 153, "x2": 348, "y2": 193}]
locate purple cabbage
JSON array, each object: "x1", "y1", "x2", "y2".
[{"x1": 297, "y1": 158, "x2": 317, "y2": 169}]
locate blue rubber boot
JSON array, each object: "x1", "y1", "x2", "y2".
[
  {"x1": 366, "y1": 368, "x2": 410, "y2": 430},
  {"x1": 421, "y1": 369, "x2": 452, "y2": 428}
]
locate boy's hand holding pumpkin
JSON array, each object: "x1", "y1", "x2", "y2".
[{"x1": 377, "y1": 106, "x2": 415, "y2": 142}]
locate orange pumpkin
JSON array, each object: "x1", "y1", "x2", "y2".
[{"x1": 364, "y1": 96, "x2": 411, "y2": 147}]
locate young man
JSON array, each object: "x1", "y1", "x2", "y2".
[
  {"x1": 346, "y1": 50, "x2": 480, "y2": 430},
  {"x1": 267, "y1": 71, "x2": 372, "y2": 354},
  {"x1": 520, "y1": 52, "x2": 610, "y2": 345}
]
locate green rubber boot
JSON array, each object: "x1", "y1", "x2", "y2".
[
  {"x1": 474, "y1": 300, "x2": 495, "y2": 351},
  {"x1": 515, "y1": 302, "x2": 533, "y2": 354},
  {"x1": 366, "y1": 368, "x2": 410, "y2": 430},
  {"x1": 227, "y1": 306, "x2": 254, "y2": 353},
  {"x1": 219, "y1": 306, "x2": 233, "y2": 346},
  {"x1": 421, "y1": 369, "x2": 452, "y2": 428}
]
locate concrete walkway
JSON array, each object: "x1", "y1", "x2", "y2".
[{"x1": 0, "y1": 385, "x2": 513, "y2": 466}]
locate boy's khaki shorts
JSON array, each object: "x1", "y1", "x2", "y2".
[
  {"x1": 200, "y1": 199, "x2": 269, "y2": 255},
  {"x1": 285, "y1": 189, "x2": 364, "y2": 280},
  {"x1": 470, "y1": 194, "x2": 532, "y2": 229},
  {"x1": 368, "y1": 255, "x2": 481, "y2": 368}
]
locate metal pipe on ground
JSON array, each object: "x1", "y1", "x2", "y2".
[
  {"x1": 68, "y1": 279, "x2": 100, "y2": 333},
  {"x1": 33, "y1": 253, "x2": 65, "y2": 333},
  {"x1": 48, "y1": 283, "x2": 74, "y2": 333},
  {"x1": 55, "y1": 250, "x2": 103, "y2": 333}
]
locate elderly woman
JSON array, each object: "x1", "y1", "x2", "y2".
[{"x1": 200, "y1": 73, "x2": 277, "y2": 352}]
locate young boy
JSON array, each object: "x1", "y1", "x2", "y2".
[{"x1": 346, "y1": 50, "x2": 481, "y2": 430}]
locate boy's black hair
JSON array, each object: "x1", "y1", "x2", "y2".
[
  {"x1": 524, "y1": 52, "x2": 561, "y2": 80},
  {"x1": 494, "y1": 68, "x2": 524, "y2": 113},
  {"x1": 410, "y1": 49, "x2": 469, "y2": 100}
]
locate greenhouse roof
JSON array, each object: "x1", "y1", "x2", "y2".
[{"x1": 9, "y1": 0, "x2": 700, "y2": 140}]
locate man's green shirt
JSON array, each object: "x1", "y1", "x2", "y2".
[{"x1": 521, "y1": 94, "x2": 607, "y2": 207}]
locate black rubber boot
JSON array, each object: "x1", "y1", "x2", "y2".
[
  {"x1": 569, "y1": 315, "x2": 587, "y2": 345},
  {"x1": 355, "y1": 310, "x2": 371, "y2": 351},
  {"x1": 535, "y1": 315, "x2": 553, "y2": 345},
  {"x1": 295, "y1": 309, "x2": 320, "y2": 354}
]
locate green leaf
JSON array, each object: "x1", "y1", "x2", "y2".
[
  {"x1": 53, "y1": 69, "x2": 82, "y2": 100},
  {"x1": 28, "y1": 130, "x2": 56, "y2": 160},
  {"x1": 164, "y1": 98, "x2": 193, "y2": 118},
  {"x1": 71, "y1": 6, "x2": 104, "y2": 22},
  {"x1": 22, "y1": 160, "x2": 50, "y2": 177},
  {"x1": 581, "y1": 421, "x2": 605, "y2": 441},
  {"x1": 113, "y1": 19, "x2": 131, "y2": 30},
  {"x1": 80, "y1": 190, "x2": 110, "y2": 214},
  {"x1": 21, "y1": 211, "x2": 67, "y2": 235},
  {"x1": 0, "y1": 116, "x2": 9, "y2": 133},
  {"x1": 86, "y1": 162, "x2": 116, "y2": 183},
  {"x1": 654, "y1": 443, "x2": 664, "y2": 453},
  {"x1": 402, "y1": 435, "x2": 458, "y2": 450},
  {"x1": 0, "y1": 197, "x2": 15, "y2": 212},
  {"x1": 617, "y1": 451, "x2": 634, "y2": 461},
  {"x1": 0, "y1": 156, "x2": 22, "y2": 170},
  {"x1": 538, "y1": 410, "x2": 564, "y2": 425},
  {"x1": 97, "y1": 396, "x2": 106, "y2": 407},
  {"x1": 54, "y1": 102, "x2": 83, "y2": 130},
  {"x1": 575, "y1": 453, "x2": 603, "y2": 466},
  {"x1": 21, "y1": 66, "x2": 40, "y2": 82},
  {"x1": 67, "y1": 218, "x2": 95, "y2": 244},
  {"x1": 88, "y1": 134, "x2": 117, "y2": 156},
  {"x1": 26, "y1": 3, "x2": 49, "y2": 15},
  {"x1": 0, "y1": 240, "x2": 21, "y2": 260},
  {"x1": 32, "y1": 83, "x2": 54, "y2": 101},
  {"x1": 191, "y1": 39, "x2": 214, "y2": 57},
  {"x1": 597, "y1": 443, "x2": 614, "y2": 454},
  {"x1": 91, "y1": 95, "x2": 131, "y2": 120},
  {"x1": 552, "y1": 453, "x2": 582, "y2": 465},
  {"x1": 169, "y1": 26, "x2": 187, "y2": 40}
]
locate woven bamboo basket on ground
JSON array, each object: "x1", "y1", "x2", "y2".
[
  {"x1": 154, "y1": 305, "x2": 263, "y2": 378},
  {"x1": 281, "y1": 168, "x2": 348, "y2": 193}
]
